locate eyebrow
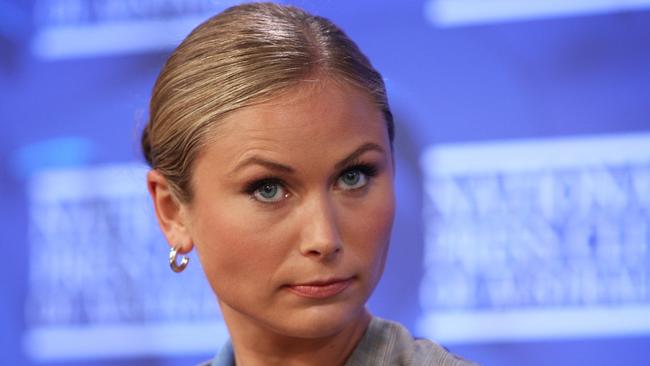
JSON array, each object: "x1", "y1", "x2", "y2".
[
  {"x1": 233, "y1": 157, "x2": 295, "y2": 174},
  {"x1": 334, "y1": 142, "x2": 385, "y2": 170},
  {"x1": 233, "y1": 142, "x2": 385, "y2": 174}
]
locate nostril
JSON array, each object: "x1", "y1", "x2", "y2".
[
  {"x1": 307, "y1": 248, "x2": 322, "y2": 256},
  {"x1": 300, "y1": 241, "x2": 342, "y2": 260}
]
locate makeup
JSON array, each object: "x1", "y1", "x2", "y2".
[{"x1": 286, "y1": 278, "x2": 353, "y2": 299}]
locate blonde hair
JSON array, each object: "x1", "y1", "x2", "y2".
[{"x1": 141, "y1": 2, "x2": 394, "y2": 202}]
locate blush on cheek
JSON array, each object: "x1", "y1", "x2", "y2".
[
  {"x1": 366, "y1": 196, "x2": 396, "y2": 243},
  {"x1": 371, "y1": 197, "x2": 395, "y2": 267}
]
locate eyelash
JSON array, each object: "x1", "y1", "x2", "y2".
[
  {"x1": 244, "y1": 177, "x2": 282, "y2": 196},
  {"x1": 243, "y1": 162, "x2": 380, "y2": 202},
  {"x1": 343, "y1": 162, "x2": 379, "y2": 184}
]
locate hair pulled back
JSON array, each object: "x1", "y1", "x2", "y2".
[{"x1": 141, "y1": 2, "x2": 393, "y2": 203}]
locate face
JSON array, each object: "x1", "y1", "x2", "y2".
[{"x1": 183, "y1": 79, "x2": 395, "y2": 339}]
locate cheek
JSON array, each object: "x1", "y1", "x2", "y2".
[
  {"x1": 370, "y1": 196, "x2": 395, "y2": 264},
  {"x1": 343, "y1": 183, "x2": 396, "y2": 269},
  {"x1": 190, "y1": 202, "x2": 289, "y2": 299}
]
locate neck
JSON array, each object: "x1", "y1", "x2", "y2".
[{"x1": 220, "y1": 302, "x2": 371, "y2": 366}]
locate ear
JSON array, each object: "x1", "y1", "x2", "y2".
[{"x1": 147, "y1": 170, "x2": 193, "y2": 254}]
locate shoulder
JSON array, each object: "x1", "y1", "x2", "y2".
[{"x1": 345, "y1": 317, "x2": 478, "y2": 366}]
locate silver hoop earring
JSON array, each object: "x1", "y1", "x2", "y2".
[{"x1": 169, "y1": 245, "x2": 189, "y2": 273}]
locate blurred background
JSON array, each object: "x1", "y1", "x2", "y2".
[{"x1": 1, "y1": 0, "x2": 649, "y2": 365}]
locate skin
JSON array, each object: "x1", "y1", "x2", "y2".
[{"x1": 148, "y1": 78, "x2": 395, "y2": 366}]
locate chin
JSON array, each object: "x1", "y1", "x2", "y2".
[
  {"x1": 270, "y1": 302, "x2": 368, "y2": 339},
  {"x1": 218, "y1": 280, "x2": 374, "y2": 340}
]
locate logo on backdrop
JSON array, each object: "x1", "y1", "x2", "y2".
[
  {"x1": 425, "y1": 0, "x2": 650, "y2": 27},
  {"x1": 418, "y1": 133, "x2": 650, "y2": 342},
  {"x1": 31, "y1": 0, "x2": 246, "y2": 59},
  {"x1": 23, "y1": 164, "x2": 226, "y2": 361}
]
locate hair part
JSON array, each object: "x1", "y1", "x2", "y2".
[{"x1": 141, "y1": 2, "x2": 394, "y2": 203}]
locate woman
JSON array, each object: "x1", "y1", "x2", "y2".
[{"x1": 142, "y1": 2, "x2": 475, "y2": 365}]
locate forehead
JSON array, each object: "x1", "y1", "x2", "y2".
[{"x1": 202, "y1": 79, "x2": 389, "y2": 161}]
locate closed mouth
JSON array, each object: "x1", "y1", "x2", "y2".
[{"x1": 285, "y1": 277, "x2": 353, "y2": 299}]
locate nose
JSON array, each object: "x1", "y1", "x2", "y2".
[{"x1": 299, "y1": 193, "x2": 343, "y2": 261}]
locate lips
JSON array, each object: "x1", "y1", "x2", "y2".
[{"x1": 286, "y1": 277, "x2": 353, "y2": 299}]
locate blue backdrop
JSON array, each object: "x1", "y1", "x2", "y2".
[{"x1": 1, "y1": 1, "x2": 649, "y2": 365}]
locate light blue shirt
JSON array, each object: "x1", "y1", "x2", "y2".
[{"x1": 199, "y1": 317, "x2": 477, "y2": 366}]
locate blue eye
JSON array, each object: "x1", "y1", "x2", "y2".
[
  {"x1": 253, "y1": 182, "x2": 287, "y2": 202},
  {"x1": 337, "y1": 169, "x2": 369, "y2": 190}
]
